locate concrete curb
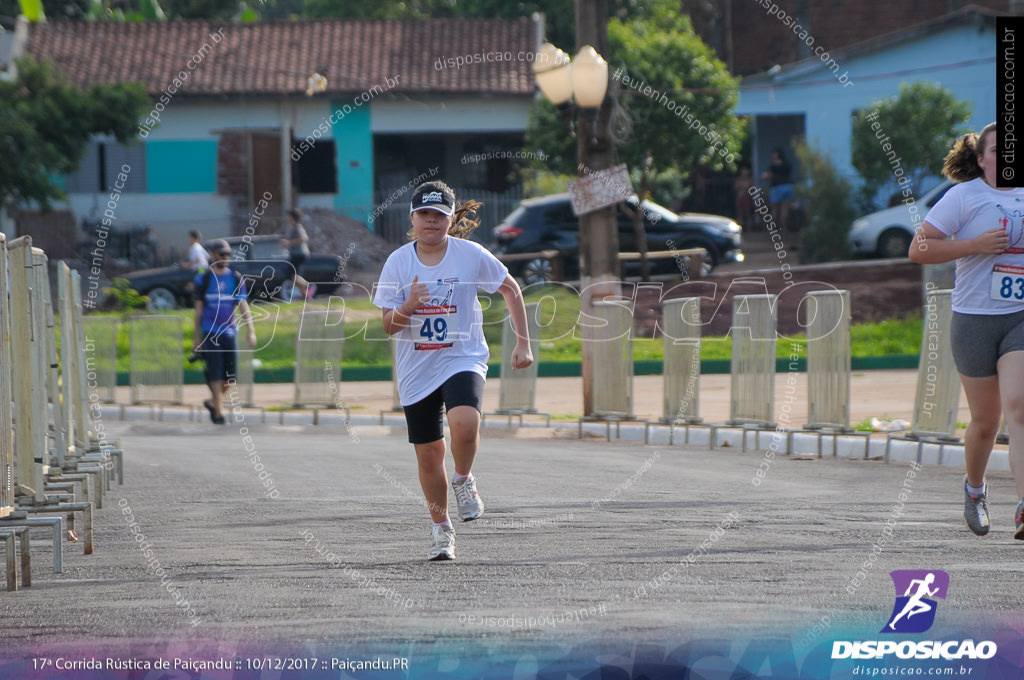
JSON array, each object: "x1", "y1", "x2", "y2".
[{"x1": 98, "y1": 404, "x2": 1006, "y2": 473}]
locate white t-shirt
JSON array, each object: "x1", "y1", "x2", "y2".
[
  {"x1": 925, "y1": 178, "x2": 1024, "y2": 314},
  {"x1": 372, "y1": 237, "x2": 509, "y2": 405},
  {"x1": 189, "y1": 242, "x2": 210, "y2": 271}
]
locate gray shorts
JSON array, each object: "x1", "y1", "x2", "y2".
[{"x1": 950, "y1": 309, "x2": 1024, "y2": 377}]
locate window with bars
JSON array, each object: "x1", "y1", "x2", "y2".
[{"x1": 65, "y1": 141, "x2": 147, "y2": 193}]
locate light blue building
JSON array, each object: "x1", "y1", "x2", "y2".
[
  {"x1": 19, "y1": 17, "x2": 539, "y2": 251},
  {"x1": 737, "y1": 5, "x2": 997, "y2": 204}
]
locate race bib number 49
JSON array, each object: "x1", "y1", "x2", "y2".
[
  {"x1": 990, "y1": 264, "x2": 1024, "y2": 301},
  {"x1": 413, "y1": 305, "x2": 456, "y2": 350}
]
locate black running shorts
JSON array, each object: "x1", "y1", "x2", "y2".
[
  {"x1": 198, "y1": 333, "x2": 238, "y2": 384},
  {"x1": 402, "y1": 371, "x2": 485, "y2": 444}
]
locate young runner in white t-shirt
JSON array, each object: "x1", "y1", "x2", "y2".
[
  {"x1": 373, "y1": 181, "x2": 533, "y2": 560},
  {"x1": 910, "y1": 122, "x2": 1024, "y2": 540}
]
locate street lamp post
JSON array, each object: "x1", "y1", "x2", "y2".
[{"x1": 534, "y1": 25, "x2": 620, "y2": 416}]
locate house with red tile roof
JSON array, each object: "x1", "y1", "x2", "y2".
[{"x1": 18, "y1": 16, "x2": 540, "y2": 248}]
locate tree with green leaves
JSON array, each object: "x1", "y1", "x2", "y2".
[
  {"x1": 851, "y1": 82, "x2": 972, "y2": 209},
  {"x1": 794, "y1": 139, "x2": 855, "y2": 264},
  {"x1": 3, "y1": 0, "x2": 166, "y2": 21},
  {"x1": 525, "y1": 6, "x2": 745, "y2": 187},
  {"x1": 607, "y1": 10, "x2": 744, "y2": 176},
  {"x1": 301, "y1": 0, "x2": 680, "y2": 56},
  {"x1": 303, "y1": 0, "x2": 576, "y2": 47},
  {"x1": 0, "y1": 56, "x2": 150, "y2": 211},
  {"x1": 526, "y1": 3, "x2": 744, "y2": 278},
  {"x1": 2, "y1": 0, "x2": 265, "y2": 21},
  {"x1": 84, "y1": 0, "x2": 166, "y2": 21},
  {"x1": 0, "y1": 0, "x2": 79, "y2": 21}
]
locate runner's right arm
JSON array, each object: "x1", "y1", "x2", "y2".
[
  {"x1": 909, "y1": 222, "x2": 1008, "y2": 264},
  {"x1": 382, "y1": 275, "x2": 429, "y2": 335}
]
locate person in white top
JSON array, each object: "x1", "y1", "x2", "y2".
[
  {"x1": 373, "y1": 180, "x2": 533, "y2": 560},
  {"x1": 910, "y1": 122, "x2": 1024, "y2": 540},
  {"x1": 182, "y1": 230, "x2": 210, "y2": 272}
]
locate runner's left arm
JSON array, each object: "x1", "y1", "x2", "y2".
[{"x1": 498, "y1": 274, "x2": 533, "y2": 370}]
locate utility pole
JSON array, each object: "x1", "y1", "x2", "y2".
[{"x1": 575, "y1": 0, "x2": 620, "y2": 416}]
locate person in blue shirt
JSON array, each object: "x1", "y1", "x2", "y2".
[{"x1": 192, "y1": 239, "x2": 257, "y2": 424}]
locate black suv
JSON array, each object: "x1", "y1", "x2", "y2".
[{"x1": 492, "y1": 193, "x2": 744, "y2": 284}]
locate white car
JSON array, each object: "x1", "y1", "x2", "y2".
[{"x1": 847, "y1": 179, "x2": 953, "y2": 258}]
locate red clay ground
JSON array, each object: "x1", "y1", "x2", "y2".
[{"x1": 634, "y1": 230, "x2": 924, "y2": 338}]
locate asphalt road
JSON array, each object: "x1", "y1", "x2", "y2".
[{"x1": 2, "y1": 420, "x2": 1022, "y2": 675}]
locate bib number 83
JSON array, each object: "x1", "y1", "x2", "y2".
[
  {"x1": 420, "y1": 317, "x2": 448, "y2": 342},
  {"x1": 998, "y1": 275, "x2": 1024, "y2": 301}
]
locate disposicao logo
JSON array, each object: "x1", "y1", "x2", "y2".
[
  {"x1": 882, "y1": 569, "x2": 948, "y2": 634},
  {"x1": 831, "y1": 570, "x2": 997, "y2": 661}
]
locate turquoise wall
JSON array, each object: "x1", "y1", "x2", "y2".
[
  {"x1": 145, "y1": 140, "x2": 218, "y2": 193},
  {"x1": 331, "y1": 103, "x2": 374, "y2": 223}
]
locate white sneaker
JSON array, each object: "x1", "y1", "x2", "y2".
[
  {"x1": 963, "y1": 477, "x2": 990, "y2": 536},
  {"x1": 452, "y1": 474, "x2": 485, "y2": 521},
  {"x1": 428, "y1": 524, "x2": 455, "y2": 561}
]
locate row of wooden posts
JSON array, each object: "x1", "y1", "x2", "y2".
[
  {"x1": 88, "y1": 288, "x2": 967, "y2": 453},
  {"x1": 493, "y1": 289, "x2": 963, "y2": 451}
]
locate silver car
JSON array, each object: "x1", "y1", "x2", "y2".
[{"x1": 847, "y1": 179, "x2": 953, "y2": 258}]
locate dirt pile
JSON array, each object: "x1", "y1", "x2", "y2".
[
  {"x1": 303, "y1": 208, "x2": 398, "y2": 287},
  {"x1": 633, "y1": 259, "x2": 923, "y2": 338}
]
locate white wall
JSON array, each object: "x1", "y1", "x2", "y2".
[
  {"x1": 66, "y1": 193, "x2": 233, "y2": 255},
  {"x1": 142, "y1": 99, "x2": 335, "y2": 140},
  {"x1": 372, "y1": 96, "x2": 533, "y2": 133},
  {"x1": 141, "y1": 96, "x2": 533, "y2": 139}
]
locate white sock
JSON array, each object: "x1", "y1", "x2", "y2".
[
  {"x1": 966, "y1": 480, "x2": 985, "y2": 495},
  {"x1": 453, "y1": 471, "x2": 471, "y2": 483},
  {"x1": 434, "y1": 519, "x2": 452, "y2": 530}
]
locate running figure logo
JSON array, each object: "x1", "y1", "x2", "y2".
[
  {"x1": 881, "y1": 570, "x2": 949, "y2": 634},
  {"x1": 995, "y1": 204, "x2": 1024, "y2": 253}
]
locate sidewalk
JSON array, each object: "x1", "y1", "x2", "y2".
[{"x1": 114, "y1": 369, "x2": 967, "y2": 435}]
